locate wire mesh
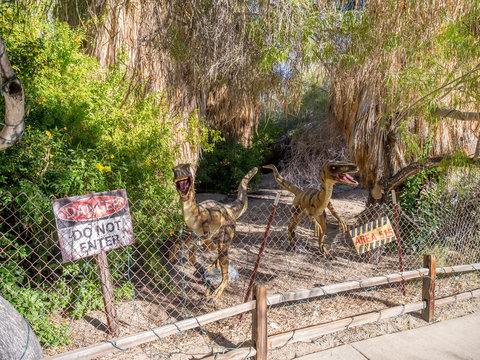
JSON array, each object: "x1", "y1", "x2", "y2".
[{"x1": 0, "y1": 174, "x2": 479, "y2": 358}]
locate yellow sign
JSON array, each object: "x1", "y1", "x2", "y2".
[{"x1": 349, "y1": 216, "x2": 397, "y2": 255}]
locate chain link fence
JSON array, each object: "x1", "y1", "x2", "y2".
[{"x1": 0, "y1": 174, "x2": 479, "y2": 358}]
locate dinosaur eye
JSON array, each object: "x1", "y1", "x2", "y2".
[{"x1": 331, "y1": 166, "x2": 336, "y2": 170}]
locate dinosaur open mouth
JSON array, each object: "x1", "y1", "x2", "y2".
[
  {"x1": 174, "y1": 176, "x2": 192, "y2": 198},
  {"x1": 333, "y1": 173, "x2": 358, "y2": 186}
]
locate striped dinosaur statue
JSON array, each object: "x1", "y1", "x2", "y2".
[
  {"x1": 171, "y1": 163, "x2": 258, "y2": 300},
  {"x1": 263, "y1": 162, "x2": 358, "y2": 258}
]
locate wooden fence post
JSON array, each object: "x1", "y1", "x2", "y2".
[
  {"x1": 252, "y1": 285, "x2": 267, "y2": 360},
  {"x1": 421, "y1": 254, "x2": 436, "y2": 322},
  {"x1": 95, "y1": 251, "x2": 120, "y2": 336}
]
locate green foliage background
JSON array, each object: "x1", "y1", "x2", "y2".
[{"x1": 0, "y1": 2, "x2": 214, "y2": 346}]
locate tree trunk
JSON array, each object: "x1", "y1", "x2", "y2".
[{"x1": 0, "y1": 38, "x2": 25, "y2": 151}]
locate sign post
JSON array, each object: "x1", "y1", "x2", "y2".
[
  {"x1": 95, "y1": 251, "x2": 119, "y2": 336},
  {"x1": 52, "y1": 189, "x2": 135, "y2": 336}
]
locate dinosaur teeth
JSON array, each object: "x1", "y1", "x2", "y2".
[
  {"x1": 339, "y1": 173, "x2": 357, "y2": 184},
  {"x1": 175, "y1": 178, "x2": 192, "y2": 195}
]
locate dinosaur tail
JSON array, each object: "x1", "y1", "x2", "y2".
[
  {"x1": 262, "y1": 164, "x2": 301, "y2": 196},
  {"x1": 229, "y1": 167, "x2": 258, "y2": 219}
]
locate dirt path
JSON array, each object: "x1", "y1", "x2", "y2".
[{"x1": 45, "y1": 173, "x2": 480, "y2": 360}]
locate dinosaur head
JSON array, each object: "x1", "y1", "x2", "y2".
[
  {"x1": 173, "y1": 163, "x2": 195, "y2": 201},
  {"x1": 323, "y1": 161, "x2": 359, "y2": 187}
]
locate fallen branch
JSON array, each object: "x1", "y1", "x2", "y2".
[
  {"x1": 371, "y1": 155, "x2": 480, "y2": 202},
  {"x1": 432, "y1": 107, "x2": 480, "y2": 121}
]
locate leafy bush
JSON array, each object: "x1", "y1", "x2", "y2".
[
  {"x1": 0, "y1": 2, "x2": 215, "y2": 345},
  {"x1": 196, "y1": 121, "x2": 282, "y2": 193},
  {"x1": 397, "y1": 149, "x2": 480, "y2": 256},
  {"x1": 196, "y1": 138, "x2": 261, "y2": 193}
]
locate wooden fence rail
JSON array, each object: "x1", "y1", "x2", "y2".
[
  {"x1": 205, "y1": 289, "x2": 480, "y2": 360},
  {"x1": 45, "y1": 259, "x2": 480, "y2": 360}
]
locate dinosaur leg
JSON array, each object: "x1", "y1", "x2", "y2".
[
  {"x1": 169, "y1": 232, "x2": 195, "y2": 264},
  {"x1": 196, "y1": 237, "x2": 218, "y2": 271},
  {"x1": 205, "y1": 258, "x2": 220, "y2": 272},
  {"x1": 167, "y1": 241, "x2": 181, "y2": 264},
  {"x1": 315, "y1": 211, "x2": 332, "y2": 259},
  {"x1": 188, "y1": 241, "x2": 198, "y2": 266},
  {"x1": 287, "y1": 206, "x2": 302, "y2": 251},
  {"x1": 327, "y1": 201, "x2": 347, "y2": 233},
  {"x1": 208, "y1": 226, "x2": 233, "y2": 300}
]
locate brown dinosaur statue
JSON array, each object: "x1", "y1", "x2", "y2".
[
  {"x1": 263, "y1": 161, "x2": 359, "y2": 258},
  {"x1": 172, "y1": 163, "x2": 258, "y2": 300}
]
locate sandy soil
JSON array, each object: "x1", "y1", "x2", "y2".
[{"x1": 44, "y1": 172, "x2": 480, "y2": 359}]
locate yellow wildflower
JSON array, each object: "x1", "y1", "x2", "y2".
[
  {"x1": 96, "y1": 163, "x2": 104, "y2": 171},
  {"x1": 104, "y1": 166, "x2": 111, "y2": 172},
  {"x1": 169, "y1": 231, "x2": 175, "y2": 236},
  {"x1": 110, "y1": 154, "x2": 115, "y2": 159},
  {"x1": 45, "y1": 130, "x2": 51, "y2": 137},
  {"x1": 145, "y1": 159, "x2": 151, "y2": 166}
]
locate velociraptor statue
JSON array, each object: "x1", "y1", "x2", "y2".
[
  {"x1": 171, "y1": 163, "x2": 258, "y2": 300},
  {"x1": 263, "y1": 162, "x2": 358, "y2": 258}
]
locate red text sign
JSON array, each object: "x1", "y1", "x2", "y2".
[
  {"x1": 57, "y1": 196, "x2": 126, "y2": 221},
  {"x1": 52, "y1": 190, "x2": 135, "y2": 262}
]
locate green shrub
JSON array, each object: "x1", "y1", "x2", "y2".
[
  {"x1": 397, "y1": 149, "x2": 480, "y2": 255},
  {"x1": 0, "y1": 2, "x2": 216, "y2": 346},
  {"x1": 196, "y1": 138, "x2": 260, "y2": 193},
  {"x1": 196, "y1": 120, "x2": 282, "y2": 193}
]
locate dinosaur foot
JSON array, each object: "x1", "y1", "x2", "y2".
[
  {"x1": 318, "y1": 246, "x2": 334, "y2": 260},
  {"x1": 202, "y1": 278, "x2": 229, "y2": 302},
  {"x1": 201, "y1": 287, "x2": 214, "y2": 303},
  {"x1": 201, "y1": 296, "x2": 214, "y2": 303}
]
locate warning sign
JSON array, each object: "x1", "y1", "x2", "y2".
[
  {"x1": 349, "y1": 216, "x2": 396, "y2": 255},
  {"x1": 52, "y1": 189, "x2": 135, "y2": 263}
]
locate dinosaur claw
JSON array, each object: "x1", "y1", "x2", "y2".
[
  {"x1": 201, "y1": 296, "x2": 214, "y2": 303},
  {"x1": 319, "y1": 245, "x2": 334, "y2": 259},
  {"x1": 338, "y1": 220, "x2": 348, "y2": 233}
]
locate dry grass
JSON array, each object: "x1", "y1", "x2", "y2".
[{"x1": 277, "y1": 114, "x2": 351, "y2": 189}]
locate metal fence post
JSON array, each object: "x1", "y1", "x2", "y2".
[{"x1": 391, "y1": 190, "x2": 406, "y2": 296}]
